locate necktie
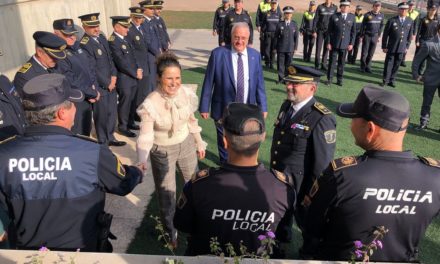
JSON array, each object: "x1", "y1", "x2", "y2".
[
  {"x1": 236, "y1": 53, "x2": 244, "y2": 103},
  {"x1": 93, "y1": 37, "x2": 100, "y2": 44},
  {"x1": 282, "y1": 104, "x2": 295, "y2": 125},
  {"x1": 286, "y1": 21, "x2": 290, "y2": 26},
  {"x1": 343, "y1": 14, "x2": 346, "y2": 20}
]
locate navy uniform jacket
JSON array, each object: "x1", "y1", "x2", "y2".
[
  {"x1": 416, "y1": 16, "x2": 439, "y2": 43},
  {"x1": 275, "y1": 20, "x2": 299, "y2": 53},
  {"x1": 80, "y1": 34, "x2": 117, "y2": 96},
  {"x1": 174, "y1": 163, "x2": 295, "y2": 256},
  {"x1": 412, "y1": 35, "x2": 440, "y2": 87},
  {"x1": 108, "y1": 33, "x2": 139, "y2": 88},
  {"x1": 327, "y1": 12, "x2": 356, "y2": 49},
  {"x1": 155, "y1": 16, "x2": 170, "y2": 51},
  {"x1": 382, "y1": 16, "x2": 414, "y2": 53},
  {"x1": 270, "y1": 98, "x2": 336, "y2": 203},
  {"x1": 360, "y1": 11, "x2": 385, "y2": 37},
  {"x1": 222, "y1": 9, "x2": 254, "y2": 45},
  {"x1": 256, "y1": 3, "x2": 281, "y2": 28},
  {"x1": 303, "y1": 151, "x2": 440, "y2": 262},
  {"x1": 213, "y1": 6, "x2": 233, "y2": 34},
  {"x1": 127, "y1": 23, "x2": 150, "y2": 77},
  {"x1": 141, "y1": 17, "x2": 161, "y2": 56},
  {"x1": 0, "y1": 125, "x2": 143, "y2": 250},
  {"x1": 313, "y1": 3, "x2": 338, "y2": 32},
  {"x1": 13, "y1": 57, "x2": 51, "y2": 96},
  {"x1": 0, "y1": 75, "x2": 25, "y2": 141},
  {"x1": 261, "y1": 10, "x2": 281, "y2": 33}
]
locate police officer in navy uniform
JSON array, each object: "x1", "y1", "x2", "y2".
[
  {"x1": 275, "y1": 6, "x2": 299, "y2": 83},
  {"x1": 213, "y1": 0, "x2": 233, "y2": 46},
  {"x1": 312, "y1": 0, "x2": 338, "y2": 70},
  {"x1": 221, "y1": 0, "x2": 254, "y2": 46},
  {"x1": 381, "y1": 2, "x2": 414, "y2": 88},
  {"x1": 302, "y1": 85, "x2": 440, "y2": 262},
  {"x1": 108, "y1": 16, "x2": 143, "y2": 138},
  {"x1": 0, "y1": 50, "x2": 25, "y2": 141},
  {"x1": 401, "y1": 0, "x2": 420, "y2": 67},
  {"x1": 325, "y1": 0, "x2": 356, "y2": 87},
  {"x1": 79, "y1": 13, "x2": 124, "y2": 146},
  {"x1": 13, "y1": 31, "x2": 66, "y2": 95},
  {"x1": 300, "y1": 1, "x2": 317, "y2": 62},
  {"x1": 347, "y1": 5, "x2": 364, "y2": 64},
  {"x1": 270, "y1": 65, "x2": 336, "y2": 229},
  {"x1": 127, "y1": 7, "x2": 151, "y2": 123},
  {"x1": 261, "y1": 0, "x2": 281, "y2": 69},
  {"x1": 174, "y1": 103, "x2": 295, "y2": 257},
  {"x1": 360, "y1": 1, "x2": 385, "y2": 73},
  {"x1": 154, "y1": 0, "x2": 171, "y2": 52},
  {"x1": 53, "y1": 19, "x2": 100, "y2": 137},
  {"x1": 0, "y1": 74, "x2": 143, "y2": 251}
]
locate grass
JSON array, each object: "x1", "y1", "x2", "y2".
[{"x1": 126, "y1": 60, "x2": 440, "y2": 263}]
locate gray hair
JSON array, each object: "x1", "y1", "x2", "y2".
[
  {"x1": 224, "y1": 120, "x2": 265, "y2": 156},
  {"x1": 22, "y1": 100, "x2": 73, "y2": 125},
  {"x1": 231, "y1": 22, "x2": 250, "y2": 36}
]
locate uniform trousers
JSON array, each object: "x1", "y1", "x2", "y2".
[
  {"x1": 327, "y1": 49, "x2": 347, "y2": 82},
  {"x1": 72, "y1": 100, "x2": 92, "y2": 136},
  {"x1": 315, "y1": 30, "x2": 330, "y2": 68},
  {"x1": 303, "y1": 33, "x2": 315, "y2": 61},
  {"x1": 360, "y1": 34, "x2": 379, "y2": 70},
  {"x1": 413, "y1": 40, "x2": 427, "y2": 75},
  {"x1": 383, "y1": 52, "x2": 404, "y2": 84},
  {"x1": 215, "y1": 120, "x2": 228, "y2": 164},
  {"x1": 277, "y1": 52, "x2": 293, "y2": 82},
  {"x1": 420, "y1": 84, "x2": 440, "y2": 123},
  {"x1": 347, "y1": 32, "x2": 362, "y2": 63},
  {"x1": 132, "y1": 75, "x2": 151, "y2": 122},
  {"x1": 93, "y1": 91, "x2": 117, "y2": 144},
  {"x1": 116, "y1": 78, "x2": 138, "y2": 131},
  {"x1": 264, "y1": 32, "x2": 276, "y2": 66},
  {"x1": 147, "y1": 53, "x2": 157, "y2": 94},
  {"x1": 150, "y1": 135, "x2": 199, "y2": 241}
]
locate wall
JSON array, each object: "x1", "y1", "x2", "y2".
[{"x1": 0, "y1": 0, "x2": 131, "y2": 79}]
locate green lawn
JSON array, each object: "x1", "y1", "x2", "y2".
[{"x1": 127, "y1": 61, "x2": 440, "y2": 263}]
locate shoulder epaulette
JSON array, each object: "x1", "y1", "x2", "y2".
[
  {"x1": 314, "y1": 102, "x2": 332, "y2": 115},
  {"x1": 108, "y1": 35, "x2": 115, "y2": 42},
  {"x1": 191, "y1": 168, "x2": 210, "y2": 183},
  {"x1": 73, "y1": 134, "x2": 98, "y2": 143},
  {"x1": 331, "y1": 156, "x2": 358, "y2": 171},
  {"x1": 0, "y1": 135, "x2": 17, "y2": 144},
  {"x1": 271, "y1": 169, "x2": 293, "y2": 187},
  {"x1": 419, "y1": 156, "x2": 440, "y2": 168},
  {"x1": 80, "y1": 36, "x2": 89, "y2": 45},
  {"x1": 18, "y1": 63, "x2": 32, "y2": 74}
]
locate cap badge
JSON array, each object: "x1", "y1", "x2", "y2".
[
  {"x1": 91, "y1": 15, "x2": 97, "y2": 21},
  {"x1": 67, "y1": 20, "x2": 72, "y2": 26},
  {"x1": 136, "y1": 8, "x2": 141, "y2": 13},
  {"x1": 288, "y1": 66, "x2": 296, "y2": 75}
]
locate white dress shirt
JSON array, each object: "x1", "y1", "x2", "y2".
[
  {"x1": 114, "y1": 31, "x2": 124, "y2": 40},
  {"x1": 231, "y1": 47, "x2": 249, "y2": 103},
  {"x1": 292, "y1": 96, "x2": 314, "y2": 118}
]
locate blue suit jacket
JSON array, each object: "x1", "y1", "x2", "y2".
[{"x1": 199, "y1": 46, "x2": 267, "y2": 120}]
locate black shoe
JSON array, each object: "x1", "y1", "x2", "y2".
[
  {"x1": 128, "y1": 124, "x2": 140, "y2": 130},
  {"x1": 359, "y1": 68, "x2": 366, "y2": 73},
  {"x1": 388, "y1": 82, "x2": 396, "y2": 88},
  {"x1": 336, "y1": 80, "x2": 343, "y2": 86},
  {"x1": 324, "y1": 80, "x2": 331, "y2": 86},
  {"x1": 415, "y1": 123, "x2": 428, "y2": 131},
  {"x1": 401, "y1": 62, "x2": 407, "y2": 67},
  {"x1": 365, "y1": 68, "x2": 373, "y2": 74},
  {"x1": 269, "y1": 64, "x2": 274, "y2": 69},
  {"x1": 320, "y1": 64, "x2": 328, "y2": 71},
  {"x1": 379, "y1": 81, "x2": 386, "y2": 87},
  {"x1": 118, "y1": 129, "x2": 136, "y2": 138},
  {"x1": 109, "y1": 140, "x2": 127, "y2": 147}
]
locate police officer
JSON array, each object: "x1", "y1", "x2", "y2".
[
  {"x1": 381, "y1": 2, "x2": 414, "y2": 88},
  {"x1": 108, "y1": 16, "x2": 143, "y2": 138},
  {"x1": 275, "y1": 6, "x2": 299, "y2": 84},
  {"x1": 412, "y1": 24, "x2": 440, "y2": 131},
  {"x1": 0, "y1": 74, "x2": 144, "y2": 251},
  {"x1": 270, "y1": 65, "x2": 336, "y2": 229},
  {"x1": 360, "y1": 1, "x2": 385, "y2": 73},
  {"x1": 174, "y1": 103, "x2": 295, "y2": 256},
  {"x1": 53, "y1": 19, "x2": 100, "y2": 137},
  {"x1": 261, "y1": 0, "x2": 281, "y2": 68},
  {"x1": 127, "y1": 7, "x2": 151, "y2": 123},
  {"x1": 302, "y1": 85, "x2": 440, "y2": 262},
  {"x1": 401, "y1": 0, "x2": 420, "y2": 67},
  {"x1": 347, "y1": 5, "x2": 364, "y2": 64},
  {"x1": 413, "y1": 4, "x2": 439, "y2": 75},
  {"x1": 325, "y1": 0, "x2": 356, "y2": 87},
  {"x1": 300, "y1": 1, "x2": 317, "y2": 62},
  {"x1": 213, "y1": 0, "x2": 233, "y2": 46},
  {"x1": 222, "y1": 0, "x2": 254, "y2": 46},
  {"x1": 13, "y1": 31, "x2": 66, "y2": 95},
  {"x1": 0, "y1": 50, "x2": 25, "y2": 141},
  {"x1": 312, "y1": 0, "x2": 337, "y2": 70},
  {"x1": 154, "y1": 0, "x2": 171, "y2": 52},
  {"x1": 79, "y1": 13, "x2": 124, "y2": 146}
]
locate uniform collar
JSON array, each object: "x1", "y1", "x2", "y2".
[
  {"x1": 364, "y1": 150, "x2": 415, "y2": 159},
  {"x1": 32, "y1": 55, "x2": 48, "y2": 70},
  {"x1": 114, "y1": 32, "x2": 124, "y2": 40},
  {"x1": 24, "y1": 125, "x2": 74, "y2": 136},
  {"x1": 221, "y1": 163, "x2": 265, "y2": 173}
]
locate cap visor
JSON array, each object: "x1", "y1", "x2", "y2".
[
  {"x1": 61, "y1": 29, "x2": 79, "y2": 35},
  {"x1": 336, "y1": 103, "x2": 360, "y2": 118},
  {"x1": 83, "y1": 21, "x2": 100, "y2": 27},
  {"x1": 47, "y1": 50, "x2": 67, "y2": 60},
  {"x1": 69, "y1": 89, "x2": 84, "y2": 102}
]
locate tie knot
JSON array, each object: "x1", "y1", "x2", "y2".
[{"x1": 238, "y1": 52, "x2": 243, "y2": 57}]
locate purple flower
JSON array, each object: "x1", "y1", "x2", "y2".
[
  {"x1": 355, "y1": 249, "x2": 363, "y2": 258},
  {"x1": 267, "y1": 231, "x2": 275, "y2": 239},
  {"x1": 258, "y1": 235, "x2": 266, "y2": 241},
  {"x1": 376, "y1": 240, "x2": 383, "y2": 249},
  {"x1": 39, "y1": 246, "x2": 49, "y2": 252},
  {"x1": 354, "y1": 240, "x2": 363, "y2": 249}
]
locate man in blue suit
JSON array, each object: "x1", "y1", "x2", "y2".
[{"x1": 200, "y1": 22, "x2": 268, "y2": 164}]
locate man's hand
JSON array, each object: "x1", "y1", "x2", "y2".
[
  {"x1": 197, "y1": 149, "x2": 206, "y2": 159},
  {"x1": 347, "y1": 45, "x2": 353, "y2": 51},
  {"x1": 221, "y1": 42, "x2": 225, "y2": 46},
  {"x1": 312, "y1": 32, "x2": 317, "y2": 38},
  {"x1": 136, "y1": 162, "x2": 147, "y2": 173},
  {"x1": 213, "y1": 30, "x2": 217, "y2": 36},
  {"x1": 257, "y1": 26, "x2": 261, "y2": 33},
  {"x1": 327, "y1": 44, "x2": 332, "y2": 51},
  {"x1": 263, "y1": 112, "x2": 268, "y2": 119},
  {"x1": 109, "y1": 76, "x2": 117, "y2": 91},
  {"x1": 416, "y1": 75, "x2": 424, "y2": 83},
  {"x1": 0, "y1": 231, "x2": 7, "y2": 242},
  {"x1": 383, "y1": 48, "x2": 388, "y2": 53},
  {"x1": 89, "y1": 91, "x2": 101, "y2": 103},
  {"x1": 137, "y1": 69, "x2": 143, "y2": 80},
  {"x1": 416, "y1": 42, "x2": 420, "y2": 47},
  {"x1": 200, "y1": 112, "x2": 209, "y2": 119}
]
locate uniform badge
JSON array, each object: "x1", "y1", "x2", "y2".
[
  {"x1": 18, "y1": 62, "x2": 32, "y2": 73},
  {"x1": 220, "y1": 10, "x2": 224, "y2": 14},
  {"x1": 230, "y1": 18, "x2": 234, "y2": 22},
  {"x1": 122, "y1": 44, "x2": 127, "y2": 50},
  {"x1": 97, "y1": 49, "x2": 102, "y2": 56},
  {"x1": 159, "y1": 25, "x2": 163, "y2": 28},
  {"x1": 288, "y1": 65, "x2": 296, "y2": 75},
  {"x1": 291, "y1": 123, "x2": 310, "y2": 131},
  {"x1": 192, "y1": 169, "x2": 210, "y2": 183},
  {"x1": 108, "y1": 35, "x2": 115, "y2": 42},
  {"x1": 80, "y1": 36, "x2": 89, "y2": 45},
  {"x1": 177, "y1": 193, "x2": 187, "y2": 209},
  {"x1": 116, "y1": 157, "x2": 126, "y2": 177},
  {"x1": 91, "y1": 15, "x2": 97, "y2": 21},
  {"x1": 419, "y1": 156, "x2": 440, "y2": 168},
  {"x1": 393, "y1": 22, "x2": 397, "y2": 26},
  {"x1": 368, "y1": 15, "x2": 372, "y2": 20},
  {"x1": 425, "y1": 19, "x2": 430, "y2": 24},
  {"x1": 324, "y1": 130, "x2": 336, "y2": 144},
  {"x1": 341, "y1": 156, "x2": 355, "y2": 165},
  {"x1": 67, "y1": 20, "x2": 72, "y2": 26},
  {"x1": 331, "y1": 156, "x2": 358, "y2": 171},
  {"x1": 335, "y1": 18, "x2": 339, "y2": 22},
  {"x1": 321, "y1": 8, "x2": 325, "y2": 12},
  {"x1": 281, "y1": 26, "x2": 284, "y2": 30},
  {"x1": 67, "y1": 51, "x2": 72, "y2": 56},
  {"x1": 136, "y1": 8, "x2": 141, "y2": 13},
  {"x1": 136, "y1": 35, "x2": 140, "y2": 41}
]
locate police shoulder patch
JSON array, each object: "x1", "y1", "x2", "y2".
[
  {"x1": 331, "y1": 156, "x2": 358, "y2": 171},
  {"x1": 314, "y1": 102, "x2": 332, "y2": 115},
  {"x1": 18, "y1": 63, "x2": 32, "y2": 73},
  {"x1": 108, "y1": 35, "x2": 115, "y2": 42},
  {"x1": 324, "y1": 129, "x2": 336, "y2": 144},
  {"x1": 191, "y1": 168, "x2": 210, "y2": 183},
  {"x1": 419, "y1": 156, "x2": 440, "y2": 168},
  {"x1": 271, "y1": 169, "x2": 293, "y2": 187},
  {"x1": 0, "y1": 135, "x2": 17, "y2": 144},
  {"x1": 73, "y1": 134, "x2": 98, "y2": 143},
  {"x1": 80, "y1": 36, "x2": 89, "y2": 45}
]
